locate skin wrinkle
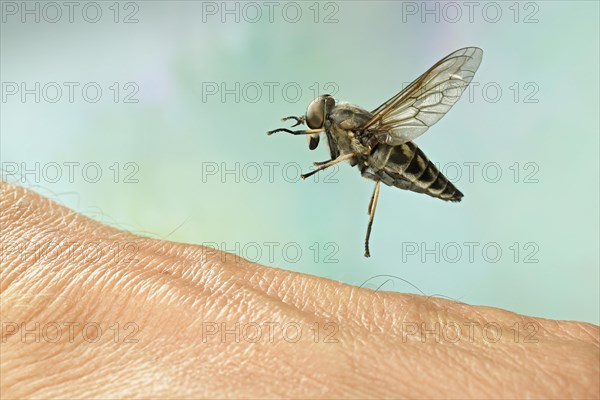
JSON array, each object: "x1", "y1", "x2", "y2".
[
  {"x1": 444, "y1": 346, "x2": 501, "y2": 395},
  {"x1": 7, "y1": 330, "x2": 97, "y2": 397},
  {"x1": 270, "y1": 273, "x2": 321, "y2": 316},
  {"x1": 343, "y1": 338, "x2": 398, "y2": 384},
  {"x1": 242, "y1": 269, "x2": 344, "y2": 326},
  {"x1": 45, "y1": 349, "x2": 154, "y2": 398},
  {"x1": 276, "y1": 272, "x2": 311, "y2": 310},
  {"x1": 338, "y1": 288, "x2": 384, "y2": 333},
  {"x1": 35, "y1": 294, "x2": 196, "y2": 396},
  {"x1": 33, "y1": 350, "x2": 92, "y2": 394},
  {"x1": 169, "y1": 252, "x2": 331, "y2": 333},
  {"x1": 368, "y1": 292, "x2": 408, "y2": 334},
  {"x1": 221, "y1": 282, "x2": 333, "y2": 334},
  {"x1": 82, "y1": 242, "x2": 222, "y2": 318},
  {"x1": 246, "y1": 268, "x2": 382, "y2": 335},
  {"x1": 2, "y1": 228, "x2": 60, "y2": 290},
  {"x1": 252, "y1": 346, "x2": 340, "y2": 397}
]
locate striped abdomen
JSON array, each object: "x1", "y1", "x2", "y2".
[{"x1": 364, "y1": 142, "x2": 463, "y2": 202}]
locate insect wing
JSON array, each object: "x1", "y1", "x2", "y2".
[{"x1": 363, "y1": 47, "x2": 483, "y2": 146}]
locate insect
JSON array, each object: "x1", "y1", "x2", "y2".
[{"x1": 267, "y1": 47, "x2": 483, "y2": 257}]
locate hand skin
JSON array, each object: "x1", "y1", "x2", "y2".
[{"x1": 1, "y1": 181, "x2": 598, "y2": 399}]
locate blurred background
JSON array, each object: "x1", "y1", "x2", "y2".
[{"x1": 2, "y1": 1, "x2": 598, "y2": 324}]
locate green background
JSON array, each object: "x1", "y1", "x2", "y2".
[{"x1": 2, "y1": 1, "x2": 598, "y2": 324}]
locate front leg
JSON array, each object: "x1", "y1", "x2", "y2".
[
  {"x1": 301, "y1": 153, "x2": 355, "y2": 180},
  {"x1": 267, "y1": 128, "x2": 324, "y2": 136},
  {"x1": 313, "y1": 159, "x2": 333, "y2": 166}
]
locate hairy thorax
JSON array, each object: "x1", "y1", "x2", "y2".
[{"x1": 326, "y1": 102, "x2": 373, "y2": 166}]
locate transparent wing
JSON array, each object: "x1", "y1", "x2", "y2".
[{"x1": 363, "y1": 47, "x2": 483, "y2": 146}]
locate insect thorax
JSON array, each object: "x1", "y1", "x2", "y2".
[{"x1": 326, "y1": 102, "x2": 373, "y2": 162}]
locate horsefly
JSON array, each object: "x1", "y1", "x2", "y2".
[{"x1": 268, "y1": 47, "x2": 483, "y2": 257}]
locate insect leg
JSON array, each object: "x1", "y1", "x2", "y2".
[
  {"x1": 267, "y1": 128, "x2": 323, "y2": 136},
  {"x1": 364, "y1": 179, "x2": 381, "y2": 258},
  {"x1": 313, "y1": 159, "x2": 333, "y2": 166},
  {"x1": 300, "y1": 153, "x2": 355, "y2": 180},
  {"x1": 367, "y1": 184, "x2": 376, "y2": 215},
  {"x1": 281, "y1": 116, "x2": 305, "y2": 127}
]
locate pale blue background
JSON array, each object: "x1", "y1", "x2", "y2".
[{"x1": 2, "y1": 1, "x2": 598, "y2": 324}]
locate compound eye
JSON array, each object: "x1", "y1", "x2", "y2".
[{"x1": 305, "y1": 98, "x2": 325, "y2": 129}]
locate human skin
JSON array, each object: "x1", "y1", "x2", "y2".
[{"x1": 1, "y1": 181, "x2": 598, "y2": 399}]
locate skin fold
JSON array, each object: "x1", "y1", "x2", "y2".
[{"x1": 1, "y1": 181, "x2": 598, "y2": 399}]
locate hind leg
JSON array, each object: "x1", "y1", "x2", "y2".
[{"x1": 364, "y1": 180, "x2": 381, "y2": 258}]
